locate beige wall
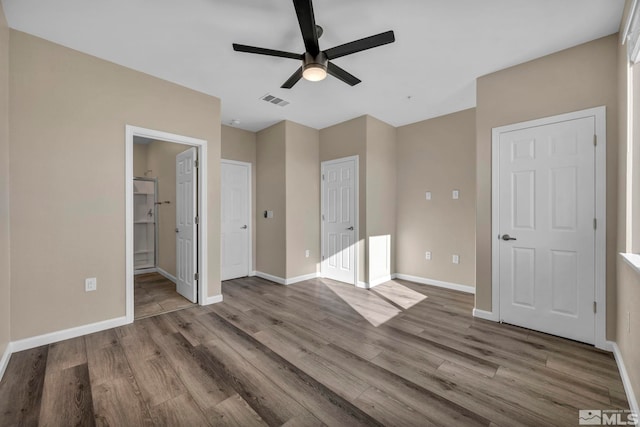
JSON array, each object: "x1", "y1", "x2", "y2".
[
  {"x1": 617, "y1": 259, "x2": 640, "y2": 406},
  {"x1": 397, "y1": 109, "x2": 476, "y2": 286},
  {"x1": 475, "y1": 35, "x2": 619, "y2": 340},
  {"x1": 366, "y1": 116, "x2": 397, "y2": 281},
  {"x1": 221, "y1": 125, "x2": 257, "y2": 272},
  {"x1": 285, "y1": 121, "x2": 320, "y2": 278},
  {"x1": 320, "y1": 116, "x2": 368, "y2": 282},
  {"x1": 133, "y1": 142, "x2": 148, "y2": 178},
  {"x1": 9, "y1": 31, "x2": 221, "y2": 340},
  {"x1": 145, "y1": 140, "x2": 189, "y2": 276},
  {"x1": 0, "y1": 4, "x2": 9, "y2": 357},
  {"x1": 256, "y1": 122, "x2": 286, "y2": 278}
]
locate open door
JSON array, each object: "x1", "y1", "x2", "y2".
[{"x1": 176, "y1": 147, "x2": 198, "y2": 303}]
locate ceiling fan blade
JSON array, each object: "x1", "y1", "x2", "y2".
[
  {"x1": 327, "y1": 62, "x2": 361, "y2": 86},
  {"x1": 281, "y1": 67, "x2": 304, "y2": 89},
  {"x1": 293, "y1": 0, "x2": 320, "y2": 56},
  {"x1": 233, "y1": 43, "x2": 302, "y2": 60},
  {"x1": 324, "y1": 30, "x2": 395, "y2": 60}
]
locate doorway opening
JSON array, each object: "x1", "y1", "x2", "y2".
[{"x1": 126, "y1": 126, "x2": 209, "y2": 322}]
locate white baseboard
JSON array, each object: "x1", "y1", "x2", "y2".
[
  {"x1": 0, "y1": 341, "x2": 12, "y2": 382},
  {"x1": 204, "y1": 294, "x2": 223, "y2": 305},
  {"x1": 134, "y1": 267, "x2": 157, "y2": 275},
  {"x1": 395, "y1": 273, "x2": 475, "y2": 294},
  {"x1": 157, "y1": 267, "x2": 177, "y2": 283},
  {"x1": 255, "y1": 271, "x2": 286, "y2": 285},
  {"x1": 472, "y1": 308, "x2": 498, "y2": 321},
  {"x1": 611, "y1": 341, "x2": 639, "y2": 416},
  {"x1": 254, "y1": 271, "x2": 320, "y2": 286},
  {"x1": 11, "y1": 316, "x2": 129, "y2": 353},
  {"x1": 249, "y1": 271, "x2": 257, "y2": 277}
]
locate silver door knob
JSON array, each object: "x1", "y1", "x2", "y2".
[
  {"x1": 346, "y1": 226, "x2": 354, "y2": 230},
  {"x1": 241, "y1": 225, "x2": 248, "y2": 229},
  {"x1": 501, "y1": 234, "x2": 516, "y2": 241}
]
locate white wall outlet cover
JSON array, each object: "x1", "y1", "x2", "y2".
[
  {"x1": 425, "y1": 251, "x2": 432, "y2": 260},
  {"x1": 425, "y1": 191, "x2": 432, "y2": 200},
  {"x1": 452, "y1": 190, "x2": 459, "y2": 199},
  {"x1": 452, "y1": 254, "x2": 460, "y2": 264},
  {"x1": 267, "y1": 210, "x2": 274, "y2": 219},
  {"x1": 85, "y1": 277, "x2": 97, "y2": 291},
  {"x1": 305, "y1": 250, "x2": 310, "y2": 258}
]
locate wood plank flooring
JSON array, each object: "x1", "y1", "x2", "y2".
[
  {"x1": 0, "y1": 276, "x2": 629, "y2": 426},
  {"x1": 135, "y1": 272, "x2": 196, "y2": 319}
]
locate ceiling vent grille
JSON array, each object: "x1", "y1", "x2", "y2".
[{"x1": 260, "y1": 93, "x2": 289, "y2": 107}]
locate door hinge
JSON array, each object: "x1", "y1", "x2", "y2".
[
  {"x1": 593, "y1": 301, "x2": 597, "y2": 313},
  {"x1": 322, "y1": 255, "x2": 325, "y2": 260},
  {"x1": 322, "y1": 214, "x2": 325, "y2": 221},
  {"x1": 195, "y1": 159, "x2": 199, "y2": 168},
  {"x1": 593, "y1": 218, "x2": 597, "y2": 230},
  {"x1": 195, "y1": 216, "x2": 199, "y2": 225},
  {"x1": 322, "y1": 174, "x2": 325, "y2": 181},
  {"x1": 593, "y1": 135, "x2": 597, "y2": 147},
  {"x1": 195, "y1": 273, "x2": 199, "y2": 281}
]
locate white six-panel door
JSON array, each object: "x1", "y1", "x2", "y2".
[
  {"x1": 322, "y1": 157, "x2": 357, "y2": 285},
  {"x1": 498, "y1": 117, "x2": 595, "y2": 344},
  {"x1": 221, "y1": 161, "x2": 250, "y2": 281},
  {"x1": 176, "y1": 147, "x2": 198, "y2": 303}
]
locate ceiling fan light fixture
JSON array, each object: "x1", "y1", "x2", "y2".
[
  {"x1": 302, "y1": 52, "x2": 328, "y2": 82},
  {"x1": 303, "y1": 63, "x2": 327, "y2": 81}
]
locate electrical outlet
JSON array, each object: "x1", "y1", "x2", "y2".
[
  {"x1": 305, "y1": 250, "x2": 310, "y2": 258},
  {"x1": 425, "y1": 251, "x2": 432, "y2": 260},
  {"x1": 85, "y1": 277, "x2": 97, "y2": 292},
  {"x1": 425, "y1": 191, "x2": 432, "y2": 201},
  {"x1": 452, "y1": 254, "x2": 460, "y2": 264},
  {"x1": 452, "y1": 190, "x2": 459, "y2": 200}
]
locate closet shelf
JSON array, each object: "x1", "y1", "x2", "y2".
[
  {"x1": 135, "y1": 249, "x2": 153, "y2": 254},
  {"x1": 134, "y1": 220, "x2": 155, "y2": 224}
]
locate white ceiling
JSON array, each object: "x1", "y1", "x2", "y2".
[{"x1": 2, "y1": 0, "x2": 625, "y2": 132}]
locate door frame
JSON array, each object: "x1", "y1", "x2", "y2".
[
  {"x1": 320, "y1": 155, "x2": 360, "y2": 286},
  {"x1": 220, "y1": 159, "x2": 252, "y2": 280},
  {"x1": 491, "y1": 106, "x2": 607, "y2": 349},
  {"x1": 125, "y1": 125, "x2": 209, "y2": 323}
]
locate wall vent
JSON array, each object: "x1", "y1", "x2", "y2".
[{"x1": 260, "y1": 93, "x2": 289, "y2": 107}]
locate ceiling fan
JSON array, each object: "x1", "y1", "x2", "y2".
[{"x1": 232, "y1": 0, "x2": 395, "y2": 89}]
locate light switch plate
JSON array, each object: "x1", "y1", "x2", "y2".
[
  {"x1": 305, "y1": 250, "x2": 310, "y2": 258},
  {"x1": 452, "y1": 254, "x2": 460, "y2": 264},
  {"x1": 267, "y1": 210, "x2": 274, "y2": 219},
  {"x1": 425, "y1": 191, "x2": 432, "y2": 201},
  {"x1": 85, "y1": 277, "x2": 97, "y2": 292},
  {"x1": 452, "y1": 190, "x2": 459, "y2": 200}
]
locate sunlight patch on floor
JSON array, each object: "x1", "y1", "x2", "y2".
[
  {"x1": 322, "y1": 279, "x2": 427, "y2": 327},
  {"x1": 324, "y1": 280, "x2": 400, "y2": 326},
  {"x1": 371, "y1": 280, "x2": 427, "y2": 310}
]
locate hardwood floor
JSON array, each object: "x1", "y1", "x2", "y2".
[
  {"x1": 0, "y1": 276, "x2": 629, "y2": 426},
  {"x1": 135, "y1": 272, "x2": 196, "y2": 320}
]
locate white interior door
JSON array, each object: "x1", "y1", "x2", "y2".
[
  {"x1": 176, "y1": 147, "x2": 198, "y2": 303},
  {"x1": 221, "y1": 161, "x2": 250, "y2": 281},
  {"x1": 322, "y1": 157, "x2": 357, "y2": 285},
  {"x1": 498, "y1": 117, "x2": 595, "y2": 344}
]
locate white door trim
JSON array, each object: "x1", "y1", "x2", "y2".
[
  {"x1": 125, "y1": 125, "x2": 209, "y2": 323},
  {"x1": 320, "y1": 155, "x2": 359, "y2": 286},
  {"x1": 221, "y1": 159, "x2": 252, "y2": 279},
  {"x1": 491, "y1": 106, "x2": 607, "y2": 349}
]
